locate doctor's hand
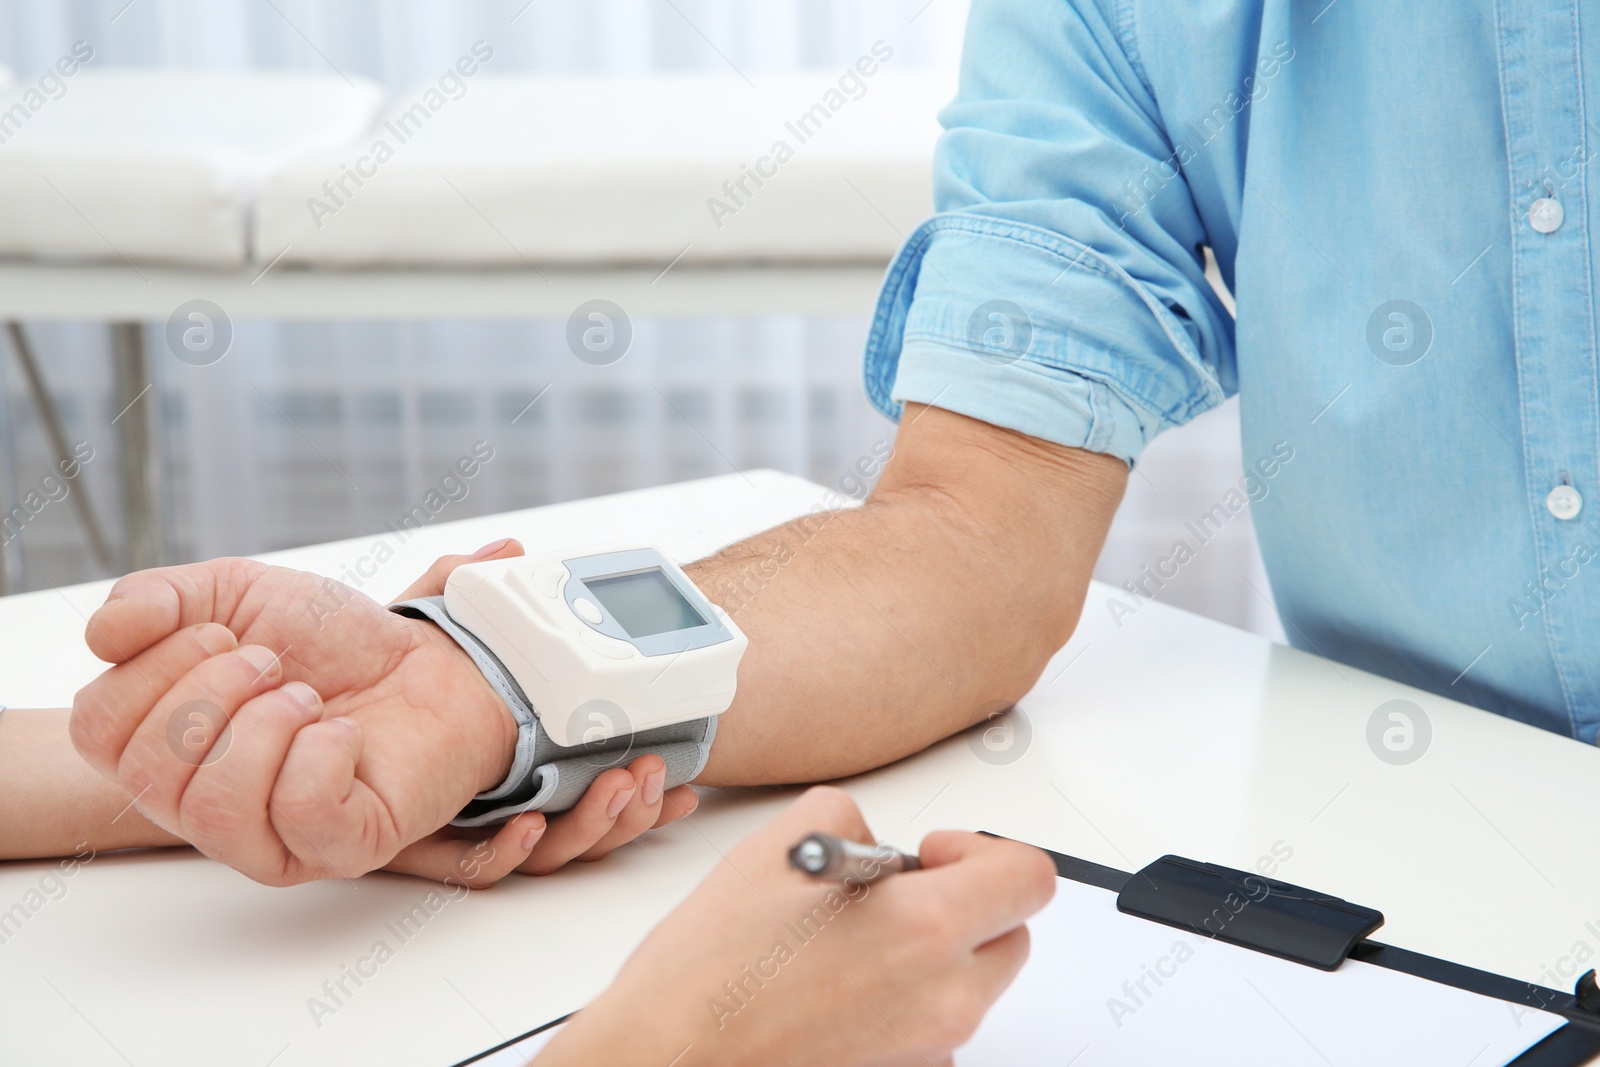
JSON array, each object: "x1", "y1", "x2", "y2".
[
  {"x1": 68, "y1": 539, "x2": 697, "y2": 887},
  {"x1": 535, "y1": 787, "x2": 1056, "y2": 1067}
]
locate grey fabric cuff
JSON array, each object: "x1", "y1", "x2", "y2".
[{"x1": 391, "y1": 595, "x2": 717, "y2": 827}]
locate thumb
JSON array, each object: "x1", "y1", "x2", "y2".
[
  {"x1": 85, "y1": 558, "x2": 265, "y2": 663},
  {"x1": 269, "y1": 717, "x2": 390, "y2": 878},
  {"x1": 392, "y1": 538, "x2": 524, "y2": 602}
]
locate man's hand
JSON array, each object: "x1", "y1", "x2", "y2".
[
  {"x1": 69, "y1": 539, "x2": 697, "y2": 887},
  {"x1": 537, "y1": 787, "x2": 1057, "y2": 1066},
  {"x1": 69, "y1": 404, "x2": 1125, "y2": 889}
]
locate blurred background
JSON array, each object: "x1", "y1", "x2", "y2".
[{"x1": 0, "y1": 0, "x2": 1282, "y2": 639}]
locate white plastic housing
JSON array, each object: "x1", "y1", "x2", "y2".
[{"x1": 443, "y1": 546, "x2": 745, "y2": 748}]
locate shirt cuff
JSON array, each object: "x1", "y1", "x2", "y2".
[
  {"x1": 888, "y1": 340, "x2": 1158, "y2": 465},
  {"x1": 862, "y1": 214, "x2": 1224, "y2": 466}
]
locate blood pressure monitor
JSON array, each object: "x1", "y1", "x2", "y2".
[
  {"x1": 391, "y1": 545, "x2": 744, "y2": 825},
  {"x1": 443, "y1": 546, "x2": 745, "y2": 747}
]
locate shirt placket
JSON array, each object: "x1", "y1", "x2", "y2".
[{"x1": 1495, "y1": 0, "x2": 1600, "y2": 741}]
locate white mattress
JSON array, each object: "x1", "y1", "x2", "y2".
[
  {"x1": 0, "y1": 70, "x2": 383, "y2": 267},
  {"x1": 255, "y1": 70, "x2": 953, "y2": 267}
]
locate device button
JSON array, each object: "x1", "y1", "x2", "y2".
[
  {"x1": 532, "y1": 565, "x2": 565, "y2": 598},
  {"x1": 581, "y1": 628, "x2": 634, "y2": 660},
  {"x1": 572, "y1": 597, "x2": 603, "y2": 624}
]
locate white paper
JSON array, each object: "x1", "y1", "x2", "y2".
[
  {"x1": 957, "y1": 876, "x2": 1565, "y2": 1066},
  {"x1": 464, "y1": 878, "x2": 1568, "y2": 1067},
  {"x1": 461, "y1": 1026, "x2": 562, "y2": 1066}
]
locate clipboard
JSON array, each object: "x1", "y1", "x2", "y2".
[
  {"x1": 453, "y1": 843, "x2": 1600, "y2": 1067},
  {"x1": 1020, "y1": 845, "x2": 1600, "y2": 1067}
]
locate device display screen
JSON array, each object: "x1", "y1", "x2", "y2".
[{"x1": 584, "y1": 568, "x2": 706, "y2": 638}]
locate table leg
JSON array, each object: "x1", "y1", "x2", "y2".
[
  {"x1": 110, "y1": 322, "x2": 165, "y2": 572},
  {"x1": 4, "y1": 323, "x2": 116, "y2": 578},
  {"x1": 0, "y1": 373, "x2": 14, "y2": 595}
]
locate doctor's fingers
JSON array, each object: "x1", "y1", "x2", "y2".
[
  {"x1": 381, "y1": 811, "x2": 547, "y2": 888},
  {"x1": 392, "y1": 538, "x2": 524, "y2": 602}
]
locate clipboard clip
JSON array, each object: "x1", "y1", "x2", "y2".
[
  {"x1": 1117, "y1": 855, "x2": 1384, "y2": 971},
  {"x1": 1575, "y1": 969, "x2": 1600, "y2": 1015}
]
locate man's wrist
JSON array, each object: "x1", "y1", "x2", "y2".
[
  {"x1": 415, "y1": 620, "x2": 519, "y2": 794},
  {"x1": 466, "y1": 650, "x2": 519, "y2": 794}
]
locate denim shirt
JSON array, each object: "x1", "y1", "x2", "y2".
[{"x1": 864, "y1": 0, "x2": 1600, "y2": 741}]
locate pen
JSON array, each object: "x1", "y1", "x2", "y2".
[{"x1": 787, "y1": 831, "x2": 921, "y2": 885}]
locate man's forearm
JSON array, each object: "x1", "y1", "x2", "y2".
[
  {"x1": 689, "y1": 404, "x2": 1127, "y2": 786},
  {"x1": 0, "y1": 708, "x2": 184, "y2": 860}
]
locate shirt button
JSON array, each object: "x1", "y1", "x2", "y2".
[
  {"x1": 1530, "y1": 197, "x2": 1564, "y2": 234},
  {"x1": 1546, "y1": 484, "x2": 1583, "y2": 520}
]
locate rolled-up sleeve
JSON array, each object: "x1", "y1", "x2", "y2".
[{"x1": 864, "y1": 0, "x2": 1235, "y2": 465}]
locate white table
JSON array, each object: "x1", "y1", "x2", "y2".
[{"x1": 1, "y1": 470, "x2": 1596, "y2": 1066}]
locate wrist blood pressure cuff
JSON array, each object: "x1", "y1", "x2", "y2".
[{"x1": 391, "y1": 596, "x2": 717, "y2": 827}]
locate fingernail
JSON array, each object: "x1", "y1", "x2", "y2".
[
  {"x1": 642, "y1": 768, "x2": 665, "y2": 806},
  {"x1": 281, "y1": 681, "x2": 321, "y2": 713},
  {"x1": 520, "y1": 818, "x2": 545, "y2": 851},
  {"x1": 194, "y1": 624, "x2": 237, "y2": 655},
  {"x1": 605, "y1": 786, "x2": 635, "y2": 820},
  {"x1": 470, "y1": 538, "x2": 513, "y2": 561},
  {"x1": 237, "y1": 644, "x2": 280, "y2": 681}
]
